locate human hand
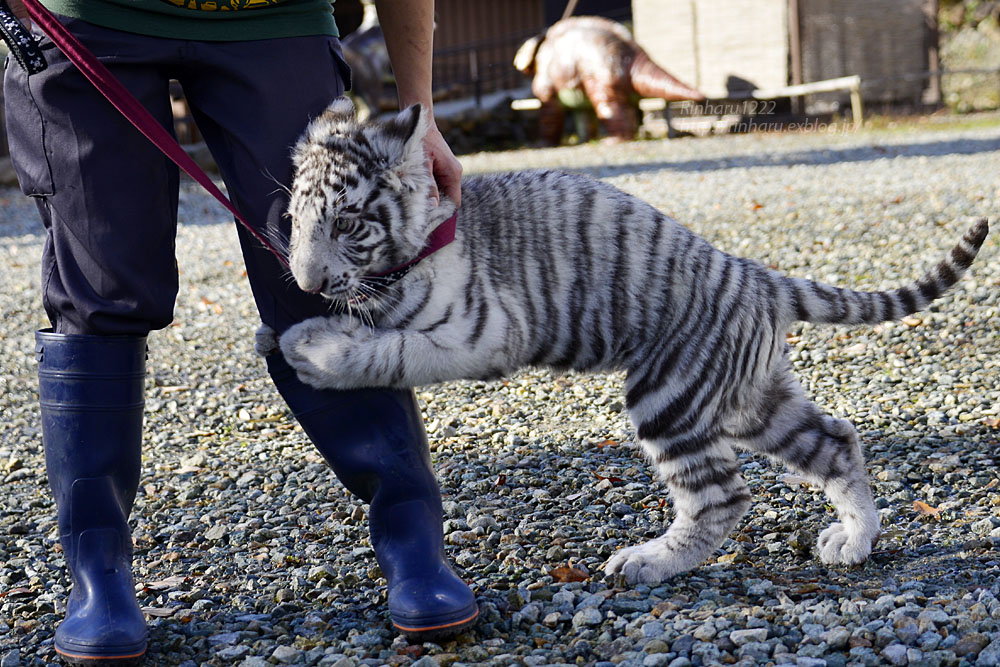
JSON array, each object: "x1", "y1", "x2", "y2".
[
  {"x1": 6, "y1": 0, "x2": 31, "y2": 26},
  {"x1": 422, "y1": 119, "x2": 462, "y2": 208}
]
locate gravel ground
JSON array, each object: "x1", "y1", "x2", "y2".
[{"x1": 2, "y1": 120, "x2": 1000, "y2": 667}]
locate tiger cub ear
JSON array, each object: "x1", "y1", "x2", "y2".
[
  {"x1": 299, "y1": 96, "x2": 357, "y2": 153},
  {"x1": 385, "y1": 104, "x2": 432, "y2": 192},
  {"x1": 314, "y1": 96, "x2": 356, "y2": 127},
  {"x1": 326, "y1": 96, "x2": 357, "y2": 118}
]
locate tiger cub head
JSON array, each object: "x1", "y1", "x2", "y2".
[{"x1": 286, "y1": 97, "x2": 438, "y2": 305}]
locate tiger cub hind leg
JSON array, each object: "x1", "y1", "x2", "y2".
[
  {"x1": 730, "y1": 370, "x2": 880, "y2": 566},
  {"x1": 604, "y1": 433, "x2": 751, "y2": 584}
]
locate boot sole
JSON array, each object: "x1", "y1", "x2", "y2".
[
  {"x1": 393, "y1": 606, "x2": 480, "y2": 641},
  {"x1": 55, "y1": 646, "x2": 146, "y2": 666}
]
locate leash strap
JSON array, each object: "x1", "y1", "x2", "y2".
[
  {"x1": 0, "y1": 0, "x2": 46, "y2": 74},
  {"x1": 18, "y1": 0, "x2": 291, "y2": 267}
]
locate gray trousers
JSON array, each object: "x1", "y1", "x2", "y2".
[{"x1": 4, "y1": 15, "x2": 349, "y2": 335}]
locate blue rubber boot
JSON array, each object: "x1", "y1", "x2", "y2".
[
  {"x1": 267, "y1": 352, "x2": 478, "y2": 639},
  {"x1": 36, "y1": 331, "x2": 148, "y2": 665}
]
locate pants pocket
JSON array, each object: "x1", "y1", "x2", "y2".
[
  {"x1": 329, "y1": 38, "x2": 352, "y2": 95},
  {"x1": 3, "y1": 60, "x2": 55, "y2": 196}
]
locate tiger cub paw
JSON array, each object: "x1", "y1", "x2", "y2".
[
  {"x1": 603, "y1": 540, "x2": 690, "y2": 585},
  {"x1": 254, "y1": 324, "x2": 279, "y2": 357},
  {"x1": 279, "y1": 317, "x2": 362, "y2": 389},
  {"x1": 817, "y1": 521, "x2": 878, "y2": 566}
]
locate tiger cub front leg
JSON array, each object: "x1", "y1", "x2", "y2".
[
  {"x1": 279, "y1": 316, "x2": 492, "y2": 389},
  {"x1": 280, "y1": 316, "x2": 430, "y2": 389},
  {"x1": 278, "y1": 317, "x2": 366, "y2": 388}
]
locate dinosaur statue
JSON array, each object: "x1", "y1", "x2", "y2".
[{"x1": 514, "y1": 16, "x2": 705, "y2": 143}]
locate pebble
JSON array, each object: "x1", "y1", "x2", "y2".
[
  {"x1": 238, "y1": 659, "x2": 270, "y2": 667},
  {"x1": 978, "y1": 640, "x2": 1000, "y2": 666},
  {"x1": 572, "y1": 606, "x2": 603, "y2": 628},
  {"x1": 730, "y1": 628, "x2": 769, "y2": 646},
  {"x1": 3, "y1": 122, "x2": 1000, "y2": 666},
  {"x1": 881, "y1": 643, "x2": 909, "y2": 665},
  {"x1": 217, "y1": 645, "x2": 252, "y2": 660},
  {"x1": 271, "y1": 645, "x2": 303, "y2": 663}
]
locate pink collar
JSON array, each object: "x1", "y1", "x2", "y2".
[
  {"x1": 354, "y1": 211, "x2": 457, "y2": 301},
  {"x1": 368, "y1": 211, "x2": 457, "y2": 280}
]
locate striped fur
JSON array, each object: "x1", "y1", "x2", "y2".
[{"x1": 276, "y1": 99, "x2": 990, "y2": 585}]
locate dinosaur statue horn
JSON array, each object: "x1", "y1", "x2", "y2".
[{"x1": 629, "y1": 50, "x2": 705, "y2": 101}]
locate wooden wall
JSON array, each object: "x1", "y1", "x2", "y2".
[
  {"x1": 432, "y1": 0, "x2": 546, "y2": 99},
  {"x1": 798, "y1": 0, "x2": 933, "y2": 105}
]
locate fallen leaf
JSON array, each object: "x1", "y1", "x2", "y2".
[
  {"x1": 791, "y1": 583, "x2": 824, "y2": 595},
  {"x1": 913, "y1": 500, "x2": 941, "y2": 518},
  {"x1": 594, "y1": 439, "x2": 618, "y2": 448},
  {"x1": 591, "y1": 471, "x2": 624, "y2": 483},
  {"x1": 199, "y1": 296, "x2": 223, "y2": 314},
  {"x1": 495, "y1": 474, "x2": 507, "y2": 487},
  {"x1": 400, "y1": 645, "x2": 424, "y2": 659},
  {"x1": 0, "y1": 587, "x2": 32, "y2": 599},
  {"x1": 651, "y1": 600, "x2": 681, "y2": 617},
  {"x1": 550, "y1": 564, "x2": 589, "y2": 583}
]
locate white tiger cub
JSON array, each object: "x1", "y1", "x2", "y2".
[{"x1": 266, "y1": 97, "x2": 989, "y2": 585}]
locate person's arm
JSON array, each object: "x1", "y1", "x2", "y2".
[{"x1": 374, "y1": 0, "x2": 462, "y2": 206}]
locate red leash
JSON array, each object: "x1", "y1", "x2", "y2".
[{"x1": 18, "y1": 0, "x2": 457, "y2": 278}]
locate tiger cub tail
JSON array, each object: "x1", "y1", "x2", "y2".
[{"x1": 785, "y1": 218, "x2": 988, "y2": 325}]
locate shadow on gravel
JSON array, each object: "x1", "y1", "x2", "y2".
[
  {"x1": 570, "y1": 135, "x2": 1000, "y2": 178},
  {"x1": 4, "y1": 134, "x2": 999, "y2": 238}
]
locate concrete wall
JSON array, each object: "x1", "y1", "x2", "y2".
[{"x1": 632, "y1": 0, "x2": 789, "y2": 98}]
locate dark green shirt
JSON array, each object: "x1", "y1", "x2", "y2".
[{"x1": 40, "y1": 0, "x2": 338, "y2": 41}]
